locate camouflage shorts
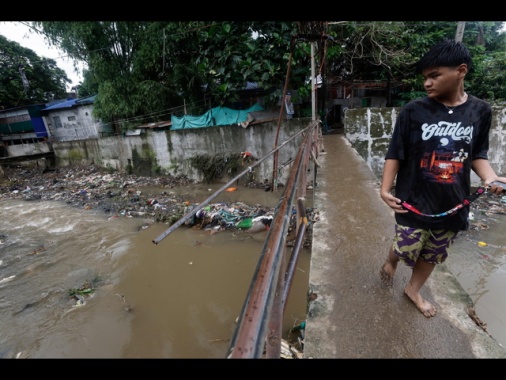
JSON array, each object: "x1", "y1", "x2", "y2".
[{"x1": 392, "y1": 224, "x2": 458, "y2": 268}]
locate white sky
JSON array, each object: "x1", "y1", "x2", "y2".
[{"x1": 0, "y1": 21, "x2": 85, "y2": 91}]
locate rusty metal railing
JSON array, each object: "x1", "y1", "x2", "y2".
[
  {"x1": 226, "y1": 120, "x2": 320, "y2": 358},
  {"x1": 152, "y1": 122, "x2": 317, "y2": 245},
  {"x1": 152, "y1": 119, "x2": 322, "y2": 358}
]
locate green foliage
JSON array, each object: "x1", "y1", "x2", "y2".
[
  {"x1": 76, "y1": 69, "x2": 97, "y2": 98},
  {"x1": 391, "y1": 91, "x2": 427, "y2": 107},
  {"x1": 403, "y1": 21, "x2": 506, "y2": 104},
  {"x1": 168, "y1": 159, "x2": 180, "y2": 175},
  {"x1": 0, "y1": 33, "x2": 69, "y2": 109},
  {"x1": 326, "y1": 21, "x2": 506, "y2": 106},
  {"x1": 67, "y1": 149, "x2": 84, "y2": 163},
  {"x1": 188, "y1": 152, "x2": 245, "y2": 184},
  {"x1": 20, "y1": 20, "x2": 506, "y2": 124},
  {"x1": 33, "y1": 21, "x2": 303, "y2": 128},
  {"x1": 105, "y1": 163, "x2": 116, "y2": 174},
  {"x1": 464, "y1": 27, "x2": 506, "y2": 103}
]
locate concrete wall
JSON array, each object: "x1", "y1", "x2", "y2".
[
  {"x1": 7, "y1": 141, "x2": 51, "y2": 157},
  {"x1": 344, "y1": 106, "x2": 506, "y2": 186},
  {"x1": 52, "y1": 118, "x2": 312, "y2": 185},
  {"x1": 10, "y1": 106, "x2": 506, "y2": 188}
]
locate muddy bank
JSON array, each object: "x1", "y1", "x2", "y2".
[
  {"x1": 0, "y1": 164, "x2": 274, "y2": 222},
  {"x1": 0, "y1": 164, "x2": 196, "y2": 222},
  {"x1": 0, "y1": 164, "x2": 315, "y2": 244}
]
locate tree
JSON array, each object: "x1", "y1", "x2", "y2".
[
  {"x1": 0, "y1": 34, "x2": 69, "y2": 109},
  {"x1": 324, "y1": 21, "x2": 506, "y2": 106},
  {"x1": 30, "y1": 20, "x2": 506, "y2": 128},
  {"x1": 33, "y1": 21, "x2": 306, "y2": 131},
  {"x1": 33, "y1": 22, "x2": 180, "y2": 132},
  {"x1": 459, "y1": 21, "x2": 506, "y2": 103}
]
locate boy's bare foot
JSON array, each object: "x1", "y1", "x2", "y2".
[
  {"x1": 404, "y1": 288, "x2": 437, "y2": 318},
  {"x1": 380, "y1": 262, "x2": 395, "y2": 287}
]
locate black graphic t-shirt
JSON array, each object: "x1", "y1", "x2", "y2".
[{"x1": 385, "y1": 94, "x2": 492, "y2": 231}]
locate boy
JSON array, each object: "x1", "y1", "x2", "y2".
[{"x1": 379, "y1": 39, "x2": 506, "y2": 318}]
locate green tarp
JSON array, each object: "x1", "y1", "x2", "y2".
[{"x1": 171, "y1": 103, "x2": 264, "y2": 130}]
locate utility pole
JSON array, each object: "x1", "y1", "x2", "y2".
[
  {"x1": 311, "y1": 41, "x2": 316, "y2": 121},
  {"x1": 455, "y1": 21, "x2": 466, "y2": 42}
]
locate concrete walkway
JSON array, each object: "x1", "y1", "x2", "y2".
[{"x1": 303, "y1": 133, "x2": 506, "y2": 359}]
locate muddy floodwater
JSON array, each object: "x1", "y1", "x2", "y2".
[
  {"x1": 1, "y1": 165, "x2": 505, "y2": 358},
  {"x1": 0, "y1": 184, "x2": 311, "y2": 358}
]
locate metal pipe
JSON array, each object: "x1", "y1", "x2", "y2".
[
  {"x1": 283, "y1": 198, "x2": 308, "y2": 305},
  {"x1": 272, "y1": 39, "x2": 295, "y2": 193},
  {"x1": 152, "y1": 119, "x2": 320, "y2": 358},
  {"x1": 266, "y1": 198, "x2": 307, "y2": 358},
  {"x1": 265, "y1": 248, "x2": 286, "y2": 359},
  {"x1": 152, "y1": 125, "x2": 311, "y2": 245},
  {"x1": 311, "y1": 42, "x2": 316, "y2": 121},
  {"x1": 227, "y1": 125, "x2": 313, "y2": 358}
]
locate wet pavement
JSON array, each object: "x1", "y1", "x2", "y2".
[{"x1": 303, "y1": 133, "x2": 506, "y2": 358}]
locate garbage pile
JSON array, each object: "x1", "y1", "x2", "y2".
[
  {"x1": 0, "y1": 164, "x2": 195, "y2": 222},
  {"x1": 0, "y1": 164, "x2": 316, "y2": 244},
  {"x1": 467, "y1": 190, "x2": 506, "y2": 232}
]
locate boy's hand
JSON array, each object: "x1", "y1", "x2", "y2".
[
  {"x1": 489, "y1": 180, "x2": 506, "y2": 195},
  {"x1": 380, "y1": 191, "x2": 408, "y2": 213}
]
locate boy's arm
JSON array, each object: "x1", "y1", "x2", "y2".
[{"x1": 380, "y1": 159, "x2": 407, "y2": 213}]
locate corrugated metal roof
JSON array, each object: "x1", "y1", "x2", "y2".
[
  {"x1": 136, "y1": 120, "x2": 172, "y2": 129},
  {"x1": 42, "y1": 98, "x2": 78, "y2": 111},
  {"x1": 75, "y1": 95, "x2": 97, "y2": 105},
  {"x1": 41, "y1": 95, "x2": 96, "y2": 111}
]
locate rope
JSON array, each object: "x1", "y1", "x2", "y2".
[{"x1": 400, "y1": 186, "x2": 488, "y2": 218}]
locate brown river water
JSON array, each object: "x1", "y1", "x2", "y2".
[
  {"x1": 0, "y1": 184, "x2": 311, "y2": 358},
  {"x1": 1, "y1": 179, "x2": 505, "y2": 358}
]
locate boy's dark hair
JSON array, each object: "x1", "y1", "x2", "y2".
[{"x1": 416, "y1": 38, "x2": 472, "y2": 73}]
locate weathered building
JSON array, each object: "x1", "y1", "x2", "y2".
[{"x1": 41, "y1": 95, "x2": 112, "y2": 141}]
